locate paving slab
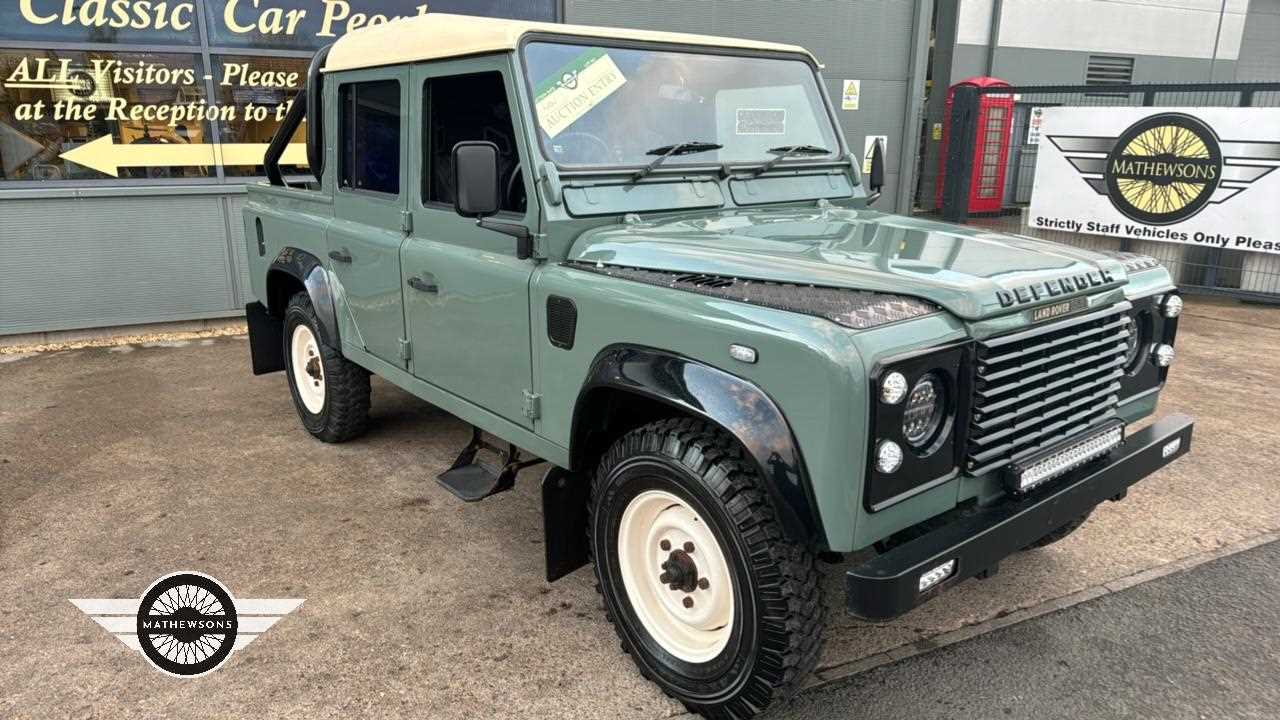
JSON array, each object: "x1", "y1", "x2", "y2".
[{"x1": 0, "y1": 297, "x2": 1276, "y2": 719}]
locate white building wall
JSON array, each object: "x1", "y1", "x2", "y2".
[{"x1": 957, "y1": 0, "x2": 1249, "y2": 62}]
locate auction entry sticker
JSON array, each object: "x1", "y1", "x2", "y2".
[
  {"x1": 534, "y1": 48, "x2": 627, "y2": 138},
  {"x1": 736, "y1": 108, "x2": 787, "y2": 135}
]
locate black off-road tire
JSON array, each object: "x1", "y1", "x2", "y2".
[
  {"x1": 282, "y1": 292, "x2": 370, "y2": 443},
  {"x1": 588, "y1": 418, "x2": 825, "y2": 720},
  {"x1": 1024, "y1": 511, "x2": 1093, "y2": 550}
]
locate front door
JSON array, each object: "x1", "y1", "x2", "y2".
[
  {"x1": 402, "y1": 58, "x2": 538, "y2": 426},
  {"x1": 327, "y1": 68, "x2": 410, "y2": 365}
]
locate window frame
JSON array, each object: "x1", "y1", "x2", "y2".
[
  {"x1": 514, "y1": 33, "x2": 846, "y2": 175},
  {"x1": 420, "y1": 69, "x2": 526, "y2": 217},
  {"x1": 337, "y1": 77, "x2": 404, "y2": 198}
]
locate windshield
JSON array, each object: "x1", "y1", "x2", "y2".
[{"x1": 522, "y1": 41, "x2": 840, "y2": 168}]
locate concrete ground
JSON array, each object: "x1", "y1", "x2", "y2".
[
  {"x1": 1, "y1": 296, "x2": 1278, "y2": 719},
  {"x1": 777, "y1": 538, "x2": 1280, "y2": 720}
]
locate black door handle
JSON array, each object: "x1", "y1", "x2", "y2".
[
  {"x1": 328, "y1": 249, "x2": 352, "y2": 263},
  {"x1": 407, "y1": 276, "x2": 438, "y2": 293}
]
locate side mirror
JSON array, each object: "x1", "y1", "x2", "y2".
[
  {"x1": 452, "y1": 140, "x2": 534, "y2": 260},
  {"x1": 867, "y1": 138, "x2": 886, "y2": 205},
  {"x1": 453, "y1": 141, "x2": 501, "y2": 218}
]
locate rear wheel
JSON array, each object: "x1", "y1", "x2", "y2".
[
  {"x1": 589, "y1": 418, "x2": 824, "y2": 719},
  {"x1": 282, "y1": 293, "x2": 370, "y2": 443}
]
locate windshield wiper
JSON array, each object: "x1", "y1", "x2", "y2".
[
  {"x1": 747, "y1": 144, "x2": 832, "y2": 178},
  {"x1": 629, "y1": 141, "x2": 723, "y2": 183}
]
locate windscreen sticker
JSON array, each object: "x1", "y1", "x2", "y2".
[
  {"x1": 736, "y1": 108, "x2": 787, "y2": 135},
  {"x1": 534, "y1": 48, "x2": 627, "y2": 139}
]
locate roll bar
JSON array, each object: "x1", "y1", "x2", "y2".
[{"x1": 265, "y1": 44, "x2": 330, "y2": 187}]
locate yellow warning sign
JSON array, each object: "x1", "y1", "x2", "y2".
[{"x1": 841, "y1": 79, "x2": 860, "y2": 111}]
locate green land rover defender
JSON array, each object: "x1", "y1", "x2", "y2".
[{"x1": 242, "y1": 14, "x2": 1194, "y2": 718}]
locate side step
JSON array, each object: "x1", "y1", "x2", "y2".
[{"x1": 436, "y1": 427, "x2": 545, "y2": 502}]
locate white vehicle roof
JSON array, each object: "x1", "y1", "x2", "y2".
[{"x1": 323, "y1": 13, "x2": 816, "y2": 73}]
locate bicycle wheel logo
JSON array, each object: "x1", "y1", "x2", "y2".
[
  {"x1": 136, "y1": 572, "x2": 239, "y2": 677},
  {"x1": 1047, "y1": 111, "x2": 1279, "y2": 227},
  {"x1": 71, "y1": 572, "x2": 303, "y2": 678},
  {"x1": 1104, "y1": 113, "x2": 1222, "y2": 225}
]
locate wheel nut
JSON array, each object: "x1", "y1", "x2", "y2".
[
  {"x1": 682, "y1": 597, "x2": 694, "y2": 609},
  {"x1": 660, "y1": 539, "x2": 671, "y2": 551},
  {"x1": 698, "y1": 578, "x2": 710, "y2": 590},
  {"x1": 683, "y1": 542, "x2": 694, "y2": 553}
]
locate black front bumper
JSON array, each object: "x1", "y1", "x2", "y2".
[{"x1": 847, "y1": 414, "x2": 1194, "y2": 621}]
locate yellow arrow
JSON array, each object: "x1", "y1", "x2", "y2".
[{"x1": 60, "y1": 135, "x2": 308, "y2": 177}]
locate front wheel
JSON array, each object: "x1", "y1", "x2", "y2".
[{"x1": 589, "y1": 419, "x2": 825, "y2": 719}]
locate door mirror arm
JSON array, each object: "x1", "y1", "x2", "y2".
[{"x1": 476, "y1": 218, "x2": 533, "y2": 260}]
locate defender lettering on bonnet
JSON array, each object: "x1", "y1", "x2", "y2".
[{"x1": 996, "y1": 268, "x2": 1117, "y2": 308}]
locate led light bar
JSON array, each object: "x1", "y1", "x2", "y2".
[
  {"x1": 918, "y1": 559, "x2": 956, "y2": 593},
  {"x1": 1010, "y1": 424, "x2": 1124, "y2": 493}
]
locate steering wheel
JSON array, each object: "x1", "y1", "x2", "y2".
[
  {"x1": 553, "y1": 131, "x2": 612, "y2": 164},
  {"x1": 506, "y1": 165, "x2": 526, "y2": 213}
]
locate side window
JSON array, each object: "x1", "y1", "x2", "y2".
[
  {"x1": 423, "y1": 72, "x2": 524, "y2": 213},
  {"x1": 339, "y1": 79, "x2": 401, "y2": 195}
]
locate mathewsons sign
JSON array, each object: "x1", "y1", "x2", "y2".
[{"x1": 1029, "y1": 108, "x2": 1280, "y2": 255}]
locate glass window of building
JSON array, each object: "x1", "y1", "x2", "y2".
[
  {"x1": 213, "y1": 54, "x2": 308, "y2": 177},
  {"x1": 0, "y1": 50, "x2": 211, "y2": 180}
]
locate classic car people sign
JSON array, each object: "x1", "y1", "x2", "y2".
[{"x1": 1029, "y1": 108, "x2": 1280, "y2": 255}]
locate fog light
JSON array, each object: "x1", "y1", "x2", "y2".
[
  {"x1": 1162, "y1": 437, "x2": 1182, "y2": 458},
  {"x1": 875, "y1": 439, "x2": 903, "y2": 474},
  {"x1": 1163, "y1": 295, "x2": 1183, "y2": 318},
  {"x1": 1153, "y1": 344, "x2": 1175, "y2": 367},
  {"x1": 918, "y1": 559, "x2": 956, "y2": 592},
  {"x1": 881, "y1": 371, "x2": 908, "y2": 405}
]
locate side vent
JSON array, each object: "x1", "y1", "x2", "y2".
[
  {"x1": 675, "y1": 273, "x2": 735, "y2": 288},
  {"x1": 546, "y1": 296, "x2": 578, "y2": 350}
]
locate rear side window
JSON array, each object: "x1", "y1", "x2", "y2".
[{"x1": 339, "y1": 80, "x2": 401, "y2": 195}]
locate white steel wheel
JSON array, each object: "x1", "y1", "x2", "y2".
[
  {"x1": 617, "y1": 489, "x2": 735, "y2": 664},
  {"x1": 289, "y1": 323, "x2": 326, "y2": 414}
]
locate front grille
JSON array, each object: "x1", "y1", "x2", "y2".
[{"x1": 966, "y1": 304, "x2": 1130, "y2": 477}]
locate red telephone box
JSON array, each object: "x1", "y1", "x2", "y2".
[{"x1": 935, "y1": 77, "x2": 1015, "y2": 213}]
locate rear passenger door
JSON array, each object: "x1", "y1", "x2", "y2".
[
  {"x1": 327, "y1": 68, "x2": 410, "y2": 366},
  {"x1": 402, "y1": 57, "x2": 539, "y2": 427}
]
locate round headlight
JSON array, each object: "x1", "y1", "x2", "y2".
[
  {"x1": 881, "y1": 371, "x2": 908, "y2": 405},
  {"x1": 1163, "y1": 294, "x2": 1183, "y2": 319},
  {"x1": 1121, "y1": 315, "x2": 1140, "y2": 369},
  {"x1": 1153, "y1": 344, "x2": 1175, "y2": 367},
  {"x1": 875, "y1": 439, "x2": 903, "y2": 474},
  {"x1": 1122, "y1": 311, "x2": 1151, "y2": 373},
  {"x1": 903, "y1": 373, "x2": 945, "y2": 448}
]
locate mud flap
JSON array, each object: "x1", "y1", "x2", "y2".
[
  {"x1": 246, "y1": 302, "x2": 285, "y2": 375},
  {"x1": 542, "y1": 466, "x2": 590, "y2": 582}
]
